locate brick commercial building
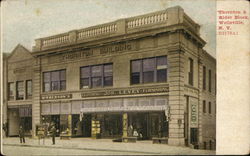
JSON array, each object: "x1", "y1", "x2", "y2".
[{"x1": 2, "y1": 6, "x2": 216, "y2": 149}]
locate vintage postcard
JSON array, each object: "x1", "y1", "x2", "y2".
[{"x1": 0, "y1": 0, "x2": 249, "y2": 155}]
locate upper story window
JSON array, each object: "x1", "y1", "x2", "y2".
[
  {"x1": 209, "y1": 69, "x2": 212, "y2": 92},
  {"x1": 26, "y1": 80, "x2": 32, "y2": 99},
  {"x1": 80, "y1": 64, "x2": 113, "y2": 89},
  {"x1": 208, "y1": 102, "x2": 211, "y2": 114},
  {"x1": 188, "y1": 58, "x2": 194, "y2": 86},
  {"x1": 215, "y1": 73, "x2": 217, "y2": 95},
  {"x1": 8, "y1": 82, "x2": 14, "y2": 100},
  {"x1": 131, "y1": 56, "x2": 167, "y2": 85},
  {"x1": 16, "y1": 81, "x2": 24, "y2": 100},
  {"x1": 203, "y1": 100, "x2": 206, "y2": 113},
  {"x1": 43, "y1": 69, "x2": 66, "y2": 92},
  {"x1": 203, "y1": 66, "x2": 206, "y2": 90}
]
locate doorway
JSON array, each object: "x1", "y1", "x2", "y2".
[
  {"x1": 82, "y1": 114, "x2": 91, "y2": 137},
  {"x1": 51, "y1": 115, "x2": 60, "y2": 136}
]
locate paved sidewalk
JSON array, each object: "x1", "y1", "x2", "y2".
[{"x1": 2, "y1": 137, "x2": 215, "y2": 155}]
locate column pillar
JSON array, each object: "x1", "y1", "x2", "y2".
[
  {"x1": 122, "y1": 113, "x2": 128, "y2": 138},
  {"x1": 168, "y1": 49, "x2": 185, "y2": 146},
  {"x1": 32, "y1": 58, "x2": 41, "y2": 138},
  {"x1": 68, "y1": 114, "x2": 72, "y2": 136},
  {"x1": 198, "y1": 48, "x2": 204, "y2": 148}
]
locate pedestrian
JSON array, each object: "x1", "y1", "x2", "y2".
[
  {"x1": 19, "y1": 126, "x2": 25, "y2": 143},
  {"x1": 50, "y1": 125, "x2": 56, "y2": 145}
]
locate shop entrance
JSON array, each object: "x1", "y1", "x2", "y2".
[
  {"x1": 82, "y1": 114, "x2": 91, "y2": 137},
  {"x1": 51, "y1": 115, "x2": 60, "y2": 136},
  {"x1": 20, "y1": 117, "x2": 32, "y2": 135},
  {"x1": 72, "y1": 114, "x2": 82, "y2": 137}
]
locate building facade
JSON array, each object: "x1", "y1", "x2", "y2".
[{"x1": 3, "y1": 6, "x2": 216, "y2": 149}]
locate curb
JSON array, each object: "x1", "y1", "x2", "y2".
[{"x1": 3, "y1": 144, "x2": 160, "y2": 155}]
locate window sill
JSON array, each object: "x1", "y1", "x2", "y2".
[
  {"x1": 130, "y1": 82, "x2": 168, "y2": 87},
  {"x1": 43, "y1": 90, "x2": 66, "y2": 93},
  {"x1": 80, "y1": 86, "x2": 114, "y2": 90}
]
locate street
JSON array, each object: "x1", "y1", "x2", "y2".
[
  {"x1": 2, "y1": 137, "x2": 215, "y2": 155},
  {"x1": 3, "y1": 145, "x2": 143, "y2": 155}
]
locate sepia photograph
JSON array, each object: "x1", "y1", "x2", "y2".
[{"x1": 0, "y1": 0, "x2": 249, "y2": 155}]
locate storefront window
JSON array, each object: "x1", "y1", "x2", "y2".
[
  {"x1": 43, "y1": 69, "x2": 66, "y2": 92},
  {"x1": 131, "y1": 56, "x2": 167, "y2": 84},
  {"x1": 8, "y1": 82, "x2": 14, "y2": 100},
  {"x1": 16, "y1": 81, "x2": 24, "y2": 100},
  {"x1": 26, "y1": 80, "x2": 32, "y2": 99},
  {"x1": 80, "y1": 63, "x2": 113, "y2": 89},
  {"x1": 19, "y1": 106, "x2": 32, "y2": 134},
  {"x1": 60, "y1": 115, "x2": 69, "y2": 134}
]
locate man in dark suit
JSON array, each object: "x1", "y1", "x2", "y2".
[
  {"x1": 50, "y1": 125, "x2": 56, "y2": 145},
  {"x1": 19, "y1": 126, "x2": 25, "y2": 143}
]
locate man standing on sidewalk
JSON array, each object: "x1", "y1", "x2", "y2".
[
  {"x1": 19, "y1": 126, "x2": 25, "y2": 143},
  {"x1": 50, "y1": 125, "x2": 56, "y2": 145}
]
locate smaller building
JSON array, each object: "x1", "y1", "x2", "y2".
[{"x1": 3, "y1": 45, "x2": 34, "y2": 136}]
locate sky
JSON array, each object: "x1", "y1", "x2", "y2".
[{"x1": 1, "y1": 0, "x2": 216, "y2": 57}]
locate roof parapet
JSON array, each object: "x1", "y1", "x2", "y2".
[{"x1": 32, "y1": 6, "x2": 200, "y2": 52}]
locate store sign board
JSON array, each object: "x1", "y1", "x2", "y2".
[
  {"x1": 61, "y1": 42, "x2": 136, "y2": 62},
  {"x1": 81, "y1": 97, "x2": 168, "y2": 113},
  {"x1": 41, "y1": 94, "x2": 72, "y2": 100},
  {"x1": 189, "y1": 97, "x2": 198, "y2": 128},
  {"x1": 81, "y1": 87, "x2": 169, "y2": 98}
]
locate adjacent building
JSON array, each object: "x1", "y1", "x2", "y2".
[{"x1": 2, "y1": 6, "x2": 216, "y2": 149}]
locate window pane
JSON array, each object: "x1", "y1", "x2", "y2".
[
  {"x1": 60, "y1": 80, "x2": 66, "y2": 90},
  {"x1": 60, "y1": 70, "x2": 66, "y2": 81},
  {"x1": 143, "y1": 71, "x2": 154, "y2": 83},
  {"x1": 81, "y1": 67, "x2": 90, "y2": 78},
  {"x1": 132, "y1": 60, "x2": 141, "y2": 73},
  {"x1": 44, "y1": 82, "x2": 50, "y2": 92},
  {"x1": 51, "y1": 71, "x2": 60, "y2": 81},
  {"x1": 203, "y1": 66, "x2": 206, "y2": 90},
  {"x1": 131, "y1": 73, "x2": 140, "y2": 84},
  {"x1": 157, "y1": 56, "x2": 167, "y2": 69},
  {"x1": 8, "y1": 83, "x2": 14, "y2": 100},
  {"x1": 203, "y1": 101, "x2": 206, "y2": 113},
  {"x1": 104, "y1": 76, "x2": 113, "y2": 86},
  {"x1": 17, "y1": 81, "x2": 24, "y2": 100},
  {"x1": 91, "y1": 77, "x2": 102, "y2": 87},
  {"x1": 209, "y1": 70, "x2": 211, "y2": 92},
  {"x1": 143, "y1": 58, "x2": 154, "y2": 72},
  {"x1": 43, "y1": 72, "x2": 50, "y2": 82},
  {"x1": 26, "y1": 80, "x2": 32, "y2": 98},
  {"x1": 104, "y1": 64, "x2": 113, "y2": 76},
  {"x1": 51, "y1": 81, "x2": 60, "y2": 91},
  {"x1": 81, "y1": 78, "x2": 89, "y2": 88},
  {"x1": 157, "y1": 69, "x2": 167, "y2": 82},
  {"x1": 189, "y1": 58, "x2": 194, "y2": 85},
  {"x1": 91, "y1": 65, "x2": 102, "y2": 77}
]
